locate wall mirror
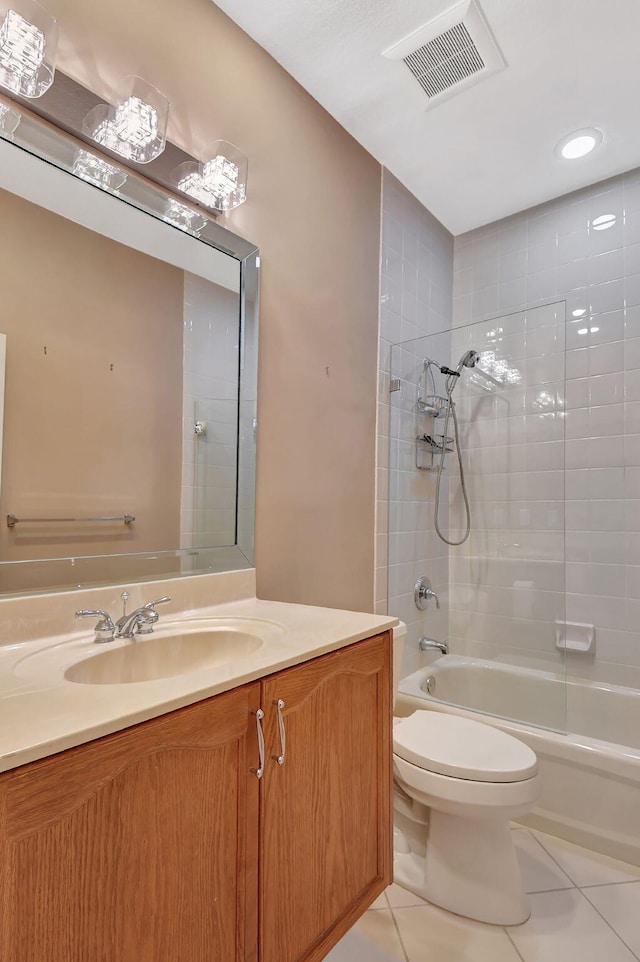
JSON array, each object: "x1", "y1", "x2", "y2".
[{"x1": 0, "y1": 99, "x2": 258, "y2": 596}]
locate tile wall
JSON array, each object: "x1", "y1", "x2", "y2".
[
  {"x1": 446, "y1": 302, "x2": 568, "y2": 729},
  {"x1": 453, "y1": 168, "x2": 640, "y2": 689},
  {"x1": 377, "y1": 171, "x2": 454, "y2": 678}
]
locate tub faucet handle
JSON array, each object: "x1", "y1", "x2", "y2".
[{"x1": 415, "y1": 576, "x2": 440, "y2": 610}]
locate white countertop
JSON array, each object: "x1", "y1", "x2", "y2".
[{"x1": 0, "y1": 570, "x2": 397, "y2": 773}]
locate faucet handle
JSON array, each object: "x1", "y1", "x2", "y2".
[
  {"x1": 133, "y1": 596, "x2": 171, "y2": 635},
  {"x1": 414, "y1": 577, "x2": 440, "y2": 611},
  {"x1": 75, "y1": 609, "x2": 116, "y2": 644},
  {"x1": 142, "y1": 596, "x2": 171, "y2": 611}
]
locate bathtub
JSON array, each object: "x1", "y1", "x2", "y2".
[{"x1": 396, "y1": 655, "x2": 640, "y2": 867}]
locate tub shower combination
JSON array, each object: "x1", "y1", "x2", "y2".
[{"x1": 389, "y1": 306, "x2": 640, "y2": 868}]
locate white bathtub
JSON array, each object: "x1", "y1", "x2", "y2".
[{"x1": 397, "y1": 655, "x2": 640, "y2": 866}]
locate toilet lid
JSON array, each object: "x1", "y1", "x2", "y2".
[{"x1": 393, "y1": 712, "x2": 538, "y2": 783}]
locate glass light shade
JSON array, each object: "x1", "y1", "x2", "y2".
[
  {"x1": 0, "y1": 0, "x2": 56, "y2": 98},
  {"x1": 163, "y1": 198, "x2": 206, "y2": 236},
  {"x1": 203, "y1": 141, "x2": 247, "y2": 211},
  {"x1": 174, "y1": 160, "x2": 209, "y2": 205},
  {"x1": 83, "y1": 76, "x2": 169, "y2": 165},
  {"x1": 72, "y1": 149, "x2": 127, "y2": 193},
  {"x1": 175, "y1": 141, "x2": 248, "y2": 212},
  {"x1": 0, "y1": 101, "x2": 20, "y2": 136}
]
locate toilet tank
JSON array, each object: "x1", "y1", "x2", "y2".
[{"x1": 392, "y1": 622, "x2": 407, "y2": 707}]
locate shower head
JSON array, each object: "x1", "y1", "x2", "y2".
[{"x1": 456, "y1": 349, "x2": 480, "y2": 372}]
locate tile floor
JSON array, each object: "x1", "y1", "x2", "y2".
[{"x1": 326, "y1": 828, "x2": 640, "y2": 962}]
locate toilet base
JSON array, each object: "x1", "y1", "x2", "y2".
[{"x1": 394, "y1": 810, "x2": 529, "y2": 925}]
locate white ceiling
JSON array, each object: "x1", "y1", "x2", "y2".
[{"x1": 213, "y1": 0, "x2": 640, "y2": 235}]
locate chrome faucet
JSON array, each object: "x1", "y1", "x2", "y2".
[
  {"x1": 115, "y1": 596, "x2": 171, "y2": 639},
  {"x1": 419, "y1": 637, "x2": 449, "y2": 655},
  {"x1": 75, "y1": 595, "x2": 171, "y2": 643}
]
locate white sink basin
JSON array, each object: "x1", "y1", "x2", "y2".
[
  {"x1": 64, "y1": 628, "x2": 264, "y2": 685},
  {"x1": 12, "y1": 616, "x2": 284, "y2": 687}
]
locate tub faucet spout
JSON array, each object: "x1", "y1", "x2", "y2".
[{"x1": 419, "y1": 637, "x2": 449, "y2": 655}]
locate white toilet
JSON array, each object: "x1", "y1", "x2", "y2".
[{"x1": 392, "y1": 625, "x2": 539, "y2": 925}]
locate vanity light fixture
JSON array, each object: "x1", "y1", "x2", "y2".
[
  {"x1": 83, "y1": 76, "x2": 169, "y2": 165},
  {"x1": 163, "y1": 198, "x2": 206, "y2": 236},
  {"x1": 0, "y1": 101, "x2": 20, "y2": 135},
  {"x1": 555, "y1": 127, "x2": 603, "y2": 160},
  {"x1": 0, "y1": 0, "x2": 57, "y2": 98},
  {"x1": 175, "y1": 141, "x2": 248, "y2": 212},
  {"x1": 72, "y1": 149, "x2": 127, "y2": 193}
]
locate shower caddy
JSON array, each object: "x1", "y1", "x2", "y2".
[{"x1": 415, "y1": 357, "x2": 453, "y2": 470}]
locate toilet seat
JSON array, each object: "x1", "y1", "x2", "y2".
[{"x1": 393, "y1": 711, "x2": 538, "y2": 783}]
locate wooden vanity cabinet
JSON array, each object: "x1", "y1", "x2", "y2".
[
  {"x1": 0, "y1": 630, "x2": 391, "y2": 962},
  {"x1": 260, "y1": 631, "x2": 392, "y2": 962},
  {"x1": 0, "y1": 681, "x2": 262, "y2": 962}
]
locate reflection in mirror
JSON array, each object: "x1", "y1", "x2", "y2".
[{"x1": 0, "y1": 108, "x2": 258, "y2": 596}]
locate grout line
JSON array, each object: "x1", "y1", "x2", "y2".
[
  {"x1": 517, "y1": 830, "x2": 576, "y2": 889},
  {"x1": 503, "y1": 926, "x2": 527, "y2": 962},
  {"x1": 524, "y1": 831, "x2": 581, "y2": 886},
  {"x1": 578, "y1": 888, "x2": 640, "y2": 962},
  {"x1": 526, "y1": 885, "x2": 576, "y2": 894},
  {"x1": 529, "y1": 831, "x2": 640, "y2": 891},
  {"x1": 579, "y1": 879, "x2": 640, "y2": 890},
  {"x1": 388, "y1": 906, "x2": 412, "y2": 962}
]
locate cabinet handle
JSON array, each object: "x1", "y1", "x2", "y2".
[
  {"x1": 250, "y1": 708, "x2": 265, "y2": 779},
  {"x1": 272, "y1": 699, "x2": 286, "y2": 766}
]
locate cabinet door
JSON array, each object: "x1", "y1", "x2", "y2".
[
  {"x1": 260, "y1": 632, "x2": 392, "y2": 962},
  {"x1": 0, "y1": 683, "x2": 261, "y2": 962}
]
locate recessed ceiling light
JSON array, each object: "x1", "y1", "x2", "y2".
[
  {"x1": 572, "y1": 308, "x2": 587, "y2": 318},
  {"x1": 556, "y1": 127, "x2": 603, "y2": 160}
]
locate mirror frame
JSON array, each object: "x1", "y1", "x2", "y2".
[{"x1": 0, "y1": 96, "x2": 259, "y2": 597}]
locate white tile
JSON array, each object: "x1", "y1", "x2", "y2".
[
  {"x1": 625, "y1": 336, "x2": 640, "y2": 371},
  {"x1": 589, "y1": 371, "x2": 624, "y2": 405},
  {"x1": 589, "y1": 279, "x2": 624, "y2": 316},
  {"x1": 392, "y1": 904, "x2": 522, "y2": 962},
  {"x1": 370, "y1": 890, "x2": 391, "y2": 910},
  {"x1": 514, "y1": 831, "x2": 575, "y2": 893},
  {"x1": 589, "y1": 340, "x2": 624, "y2": 376},
  {"x1": 509, "y1": 889, "x2": 637, "y2": 962},
  {"x1": 386, "y1": 883, "x2": 428, "y2": 909},
  {"x1": 589, "y1": 248, "x2": 624, "y2": 285},
  {"x1": 584, "y1": 881, "x2": 640, "y2": 956},
  {"x1": 325, "y1": 909, "x2": 406, "y2": 962},
  {"x1": 532, "y1": 831, "x2": 640, "y2": 887}
]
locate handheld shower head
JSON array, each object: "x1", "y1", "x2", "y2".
[{"x1": 457, "y1": 349, "x2": 480, "y2": 372}]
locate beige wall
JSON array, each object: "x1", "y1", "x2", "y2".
[
  {"x1": 0, "y1": 189, "x2": 183, "y2": 561},
  {"x1": 46, "y1": 0, "x2": 382, "y2": 611}
]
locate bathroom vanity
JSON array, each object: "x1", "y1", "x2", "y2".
[{"x1": 0, "y1": 571, "x2": 395, "y2": 962}]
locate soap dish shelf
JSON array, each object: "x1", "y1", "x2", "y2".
[{"x1": 555, "y1": 621, "x2": 595, "y2": 653}]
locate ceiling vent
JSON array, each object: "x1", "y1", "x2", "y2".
[{"x1": 382, "y1": 0, "x2": 506, "y2": 108}]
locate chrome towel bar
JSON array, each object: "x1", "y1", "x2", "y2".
[{"x1": 7, "y1": 513, "x2": 135, "y2": 527}]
